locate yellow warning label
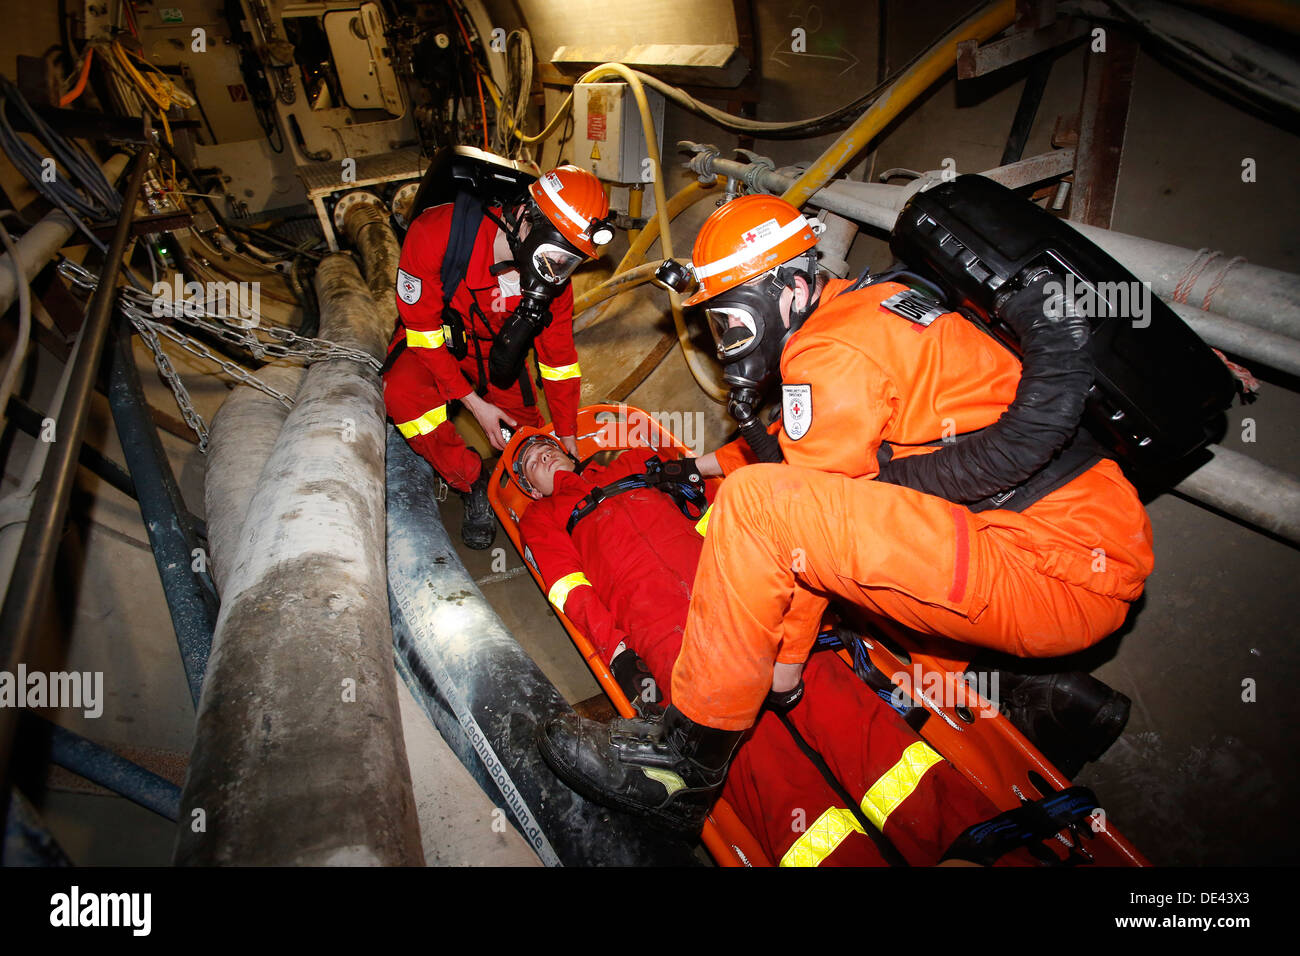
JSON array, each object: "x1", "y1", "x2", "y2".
[{"x1": 590, "y1": 142, "x2": 601, "y2": 161}]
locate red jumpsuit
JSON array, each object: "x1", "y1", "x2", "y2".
[
  {"x1": 383, "y1": 203, "x2": 582, "y2": 492},
  {"x1": 521, "y1": 448, "x2": 1030, "y2": 866},
  {"x1": 672, "y1": 279, "x2": 1156, "y2": 731}
]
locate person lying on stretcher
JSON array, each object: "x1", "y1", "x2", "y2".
[{"x1": 513, "y1": 430, "x2": 1076, "y2": 866}]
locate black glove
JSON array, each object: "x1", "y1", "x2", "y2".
[
  {"x1": 764, "y1": 680, "x2": 805, "y2": 714},
  {"x1": 609, "y1": 648, "x2": 664, "y2": 718},
  {"x1": 648, "y1": 456, "x2": 707, "y2": 519}
]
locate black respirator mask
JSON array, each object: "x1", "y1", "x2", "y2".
[
  {"x1": 487, "y1": 204, "x2": 613, "y2": 389},
  {"x1": 657, "y1": 253, "x2": 819, "y2": 463}
]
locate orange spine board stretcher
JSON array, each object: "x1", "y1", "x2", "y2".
[
  {"x1": 490, "y1": 404, "x2": 1147, "y2": 868},
  {"x1": 489, "y1": 404, "x2": 769, "y2": 867}
]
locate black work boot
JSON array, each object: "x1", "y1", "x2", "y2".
[
  {"x1": 988, "y1": 668, "x2": 1131, "y2": 779},
  {"x1": 459, "y1": 460, "x2": 496, "y2": 550},
  {"x1": 537, "y1": 705, "x2": 744, "y2": 836}
]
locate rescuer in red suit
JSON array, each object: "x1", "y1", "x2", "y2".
[{"x1": 384, "y1": 165, "x2": 613, "y2": 549}]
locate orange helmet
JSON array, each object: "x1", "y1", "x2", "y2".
[
  {"x1": 506, "y1": 425, "x2": 572, "y2": 499},
  {"x1": 681, "y1": 194, "x2": 818, "y2": 306},
  {"x1": 529, "y1": 165, "x2": 615, "y2": 258}
]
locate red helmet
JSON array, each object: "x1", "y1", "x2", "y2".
[
  {"x1": 529, "y1": 165, "x2": 615, "y2": 258},
  {"x1": 682, "y1": 194, "x2": 818, "y2": 306}
]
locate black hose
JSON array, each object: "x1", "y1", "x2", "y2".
[
  {"x1": 728, "y1": 386, "x2": 783, "y2": 463},
  {"x1": 876, "y1": 270, "x2": 1094, "y2": 503},
  {"x1": 738, "y1": 414, "x2": 782, "y2": 463}
]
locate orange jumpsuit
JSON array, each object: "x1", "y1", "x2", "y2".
[{"x1": 672, "y1": 279, "x2": 1155, "y2": 730}]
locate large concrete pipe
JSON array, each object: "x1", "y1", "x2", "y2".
[
  {"x1": 339, "y1": 199, "x2": 401, "y2": 310},
  {"x1": 386, "y1": 430, "x2": 702, "y2": 867},
  {"x1": 176, "y1": 254, "x2": 422, "y2": 865},
  {"x1": 202, "y1": 364, "x2": 304, "y2": 595}
]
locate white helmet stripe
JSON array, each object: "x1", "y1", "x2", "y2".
[
  {"x1": 539, "y1": 173, "x2": 591, "y2": 233},
  {"x1": 692, "y1": 214, "x2": 813, "y2": 281}
]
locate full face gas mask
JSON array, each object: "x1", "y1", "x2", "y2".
[
  {"x1": 487, "y1": 204, "x2": 615, "y2": 389},
  {"x1": 657, "y1": 251, "x2": 820, "y2": 461}
]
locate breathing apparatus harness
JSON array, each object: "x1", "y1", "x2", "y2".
[{"x1": 486, "y1": 203, "x2": 615, "y2": 390}]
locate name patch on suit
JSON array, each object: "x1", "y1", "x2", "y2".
[
  {"x1": 397, "y1": 268, "x2": 422, "y2": 305},
  {"x1": 880, "y1": 288, "x2": 945, "y2": 327},
  {"x1": 782, "y1": 384, "x2": 813, "y2": 440}
]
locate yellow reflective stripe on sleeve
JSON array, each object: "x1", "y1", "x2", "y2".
[
  {"x1": 779, "y1": 807, "x2": 863, "y2": 867},
  {"x1": 395, "y1": 404, "x2": 449, "y2": 438},
  {"x1": 694, "y1": 505, "x2": 712, "y2": 537},
  {"x1": 859, "y1": 741, "x2": 945, "y2": 831},
  {"x1": 538, "y1": 361, "x2": 581, "y2": 381},
  {"x1": 404, "y1": 327, "x2": 447, "y2": 349},
  {"x1": 547, "y1": 571, "x2": 592, "y2": 613}
]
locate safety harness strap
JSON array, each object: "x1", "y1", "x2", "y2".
[{"x1": 565, "y1": 457, "x2": 708, "y2": 534}]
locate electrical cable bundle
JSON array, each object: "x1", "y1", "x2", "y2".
[
  {"x1": 492, "y1": 29, "x2": 533, "y2": 160},
  {"x1": 0, "y1": 75, "x2": 122, "y2": 251}
]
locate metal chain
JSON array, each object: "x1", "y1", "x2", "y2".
[
  {"x1": 126, "y1": 312, "x2": 212, "y2": 452},
  {"x1": 61, "y1": 260, "x2": 382, "y2": 372},
  {"x1": 59, "y1": 260, "x2": 385, "y2": 449}
]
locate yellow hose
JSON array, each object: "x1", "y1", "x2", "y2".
[
  {"x1": 571, "y1": 63, "x2": 727, "y2": 402},
  {"x1": 573, "y1": 177, "x2": 718, "y2": 317},
  {"x1": 780, "y1": 0, "x2": 1015, "y2": 208},
  {"x1": 616, "y1": 176, "x2": 719, "y2": 274},
  {"x1": 571, "y1": 262, "x2": 664, "y2": 330}
]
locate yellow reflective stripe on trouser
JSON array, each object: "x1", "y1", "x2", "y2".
[
  {"x1": 780, "y1": 807, "x2": 863, "y2": 867},
  {"x1": 395, "y1": 404, "x2": 448, "y2": 438},
  {"x1": 404, "y1": 327, "x2": 446, "y2": 349},
  {"x1": 860, "y1": 741, "x2": 945, "y2": 831},
  {"x1": 694, "y1": 505, "x2": 712, "y2": 537},
  {"x1": 538, "y1": 361, "x2": 581, "y2": 381},
  {"x1": 547, "y1": 571, "x2": 592, "y2": 613}
]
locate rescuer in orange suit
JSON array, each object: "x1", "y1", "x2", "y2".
[
  {"x1": 383, "y1": 165, "x2": 613, "y2": 549},
  {"x1": 512, "y1": 430, "x2": 1038, "y2": 865},
  {"x1": 537, "y1": 194, "x2": 1154, "y2": 835}
]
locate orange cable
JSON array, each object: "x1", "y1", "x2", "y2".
[
  {"x1": 445, "y1": 0, "x2": 489, "y2": 149},
  {"x1": 59, "y1": 48, "x2": 94, "y2": 107}
]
